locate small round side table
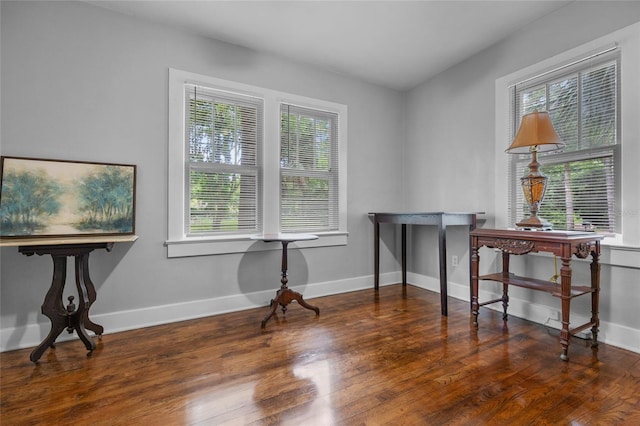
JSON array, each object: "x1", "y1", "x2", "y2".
[{"x1": 251, "y1": 233, "x2": 320, "y2": 328}]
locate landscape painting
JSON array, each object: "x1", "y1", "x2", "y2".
[{"x1": 0, "y1": 156, "x2": 136, "y2": 238}]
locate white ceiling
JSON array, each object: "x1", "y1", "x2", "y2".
[{"x1": 89, "y1": 1, "x2": 572, "y2": 91}]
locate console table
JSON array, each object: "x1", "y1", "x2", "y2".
[
  {"x1": 251, "y1": 233, "x2": 320, "y2": 328},
  {"x1": 369, "y1": 212, "x2": 480, "y2": 316},
  {"x1": 470, "y1": 228, "x2": 603, "y2": 361},
  {"x1": 1, "y1": 235, "x2": 137, "y2": 362}
]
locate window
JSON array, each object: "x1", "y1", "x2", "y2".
[
  {"x1": 168, "y1": 69, "x2": 347, "y2": 257},
  {"x1": 280, "y1": 104, "x2": 339, "y2": 232},
  {"x1": 495, "y1": 22, "x2": 640, "y2": 251},
  {"x1": 186, "y1": 84, "x2": 262, "y2": 236},
  {"x1": 508, "y1": 53, "x2": 620, "y2": 234}
]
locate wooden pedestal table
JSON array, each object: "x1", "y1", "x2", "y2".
[
  {"x1": 470, "y1": 228, "x2": 603, "y2": 361},
  {"x1": 1, "y1": 235, "x2": 137, "y2": 363},
  {"x1": 251, "y1": 233, "x2": 319, "y2": 328}
]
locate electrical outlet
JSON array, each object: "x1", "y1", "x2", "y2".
[
  {"x1": 452, "y1": 255, "x2": 459, "y2": 266},
  {"x1": 549, "y1": 309, "x2": 560, "y2": 321}
]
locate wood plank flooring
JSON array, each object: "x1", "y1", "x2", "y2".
[{"x1": 1, "y1": 284, "x2": 639, "y2": 425}]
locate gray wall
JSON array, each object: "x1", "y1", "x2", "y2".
[
  {"x1": 404, "y1": 1, "x2": 640, "y2": 352},
  {"x1": 0, "y1": 1, "x2": 404, "y2": 351}
]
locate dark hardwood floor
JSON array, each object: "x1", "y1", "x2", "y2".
[{"x1": 1, "y1": 284, "x2": 639, "y2": 425}]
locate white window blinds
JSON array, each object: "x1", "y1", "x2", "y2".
[
  {"x1": 280, "y1": 104, "x2": 340, "y2": 232},
  {"x1": 508, "y1": 52, "x2": 620, "y2": 234},
  {"x1": 185, "y1": 84, "x2": 263, "y2": 235}
]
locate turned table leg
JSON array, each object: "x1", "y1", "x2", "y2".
[
  {"x1": 590, "y1": 245, "x2": 601, "y2": 348},
  {"x1": 501, "y1": 252, "x2": 510, "y2": 321},
  {"x1": 471, "y1": 238, "x2": 480, "y2": 327},
  {"x1": 559, "y1": 256, "x2": 572, "y2": 361}
]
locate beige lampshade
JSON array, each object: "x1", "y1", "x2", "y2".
[{"x1": 506, "y1": 111, "x2": 564, "y2": 154}]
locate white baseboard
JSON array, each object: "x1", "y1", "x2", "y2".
[
  {"x1": 407, "y1": 272, "x2": 640, "y2": 354},
  {"x1": 3, "y1": 270, "x2": 637, "y2": 355},
  {"x1": 0, "y1": 272, "x2": 401, "y2": 353}
]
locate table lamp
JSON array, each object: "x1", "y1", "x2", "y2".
[{"x1": 506, "y1": 110, "x2": 564, "y2": 229}]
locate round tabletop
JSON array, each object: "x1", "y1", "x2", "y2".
[{"x1": 250, "y1": 233, "x2": 318, "y2": 243}]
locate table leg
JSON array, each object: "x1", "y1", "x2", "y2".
[
  {"x1": 374, "y1": 220, "x2": 380, "y2": 290},
  {"x1": 438, "y1": 224, "x2": 448, "y2": 316},
  {"x1": 559, "y1": 256, "x2": 573, "y2": 361},
  {"x1": 261, "y1": 289, "x2": 281, "y2": 328},
  {"x1": 75, "y1": 253, "x2": 103, "y2": 336},
  {"x1": 501, "y1": 252, "x2": 510, "y2": 321},
  {"x1": 73, "y1": 253, "x2": 102, "y2": 348},
  {"x1": 590, "y1": 246, "x2": 601, "y2": 347},
  {"x1": 401, "y1": 224, "x2": 407, "y2": 286},
  {"x1": 30, "y1": 255, "x2": 69, "y2": 363},
  {"x1": 471, "y1": 239, "x2": 480, "y2": 327},
  {"x1": 468, "y1": 217, "x2": 477, "y2": 307}
]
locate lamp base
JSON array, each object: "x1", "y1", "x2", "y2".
[{"x1": 516, "y1": 215, "x2": 553, "y2": 230}]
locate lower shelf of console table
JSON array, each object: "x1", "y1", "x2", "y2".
[{"x1": 479, "y1": 272, "x2": 594, "y2": 298}]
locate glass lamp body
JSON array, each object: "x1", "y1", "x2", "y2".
[{"x1": 517, "y1": 170, "x2": 552, "y2": 230}]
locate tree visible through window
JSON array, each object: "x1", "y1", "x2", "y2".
[
  {"x1": 187, "y1": 85, "x2": 261, "y2": 235},
  {"x1": 280, "y1": 104, "x2": 339, "y2": 232},
  {"x1": 510, "y1": 56, "x2": 619, "y2": 234}
]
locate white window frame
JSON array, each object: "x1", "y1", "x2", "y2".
[
  {"x1": 495, "y1": 23, "x2": 640, "y2": 256},
  {"x1": 185, "y1": 84, "x2": 263, "y2": 238},
  {"x1": 279, "y1": 104, "x2": 341, "y2": 233},
  {"x1": 167, "y1": 69, "x2": 348, "y2": 257}
]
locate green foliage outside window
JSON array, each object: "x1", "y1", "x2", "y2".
[
  {"x1": 187, "y1": 93, "x2": 258, "y2": 234},
  {"x1": 280, "y1": 107, "x2": 336, "y2": 232}
]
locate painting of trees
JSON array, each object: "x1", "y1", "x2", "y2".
[
  {"x1": 0, "y1": 157, "x2": 135, "y2": 237},
  {"x1": 0, "y1": 168, "x2": 62, "y2": 234},
  {"x1": 77, "y1": 166, "x2": 135, "y2": 232}
]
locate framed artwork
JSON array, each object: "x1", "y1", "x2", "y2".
[{"x1": 0, "y1": 156, "x2": 136, "y2": 239}]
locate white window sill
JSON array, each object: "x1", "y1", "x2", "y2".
[
  {"x1": 600, "y1": 238, "x2": 640, "y2": 269},
  {"x1": 165, "y1": 232, "x2": 348, "y2": 258}
]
